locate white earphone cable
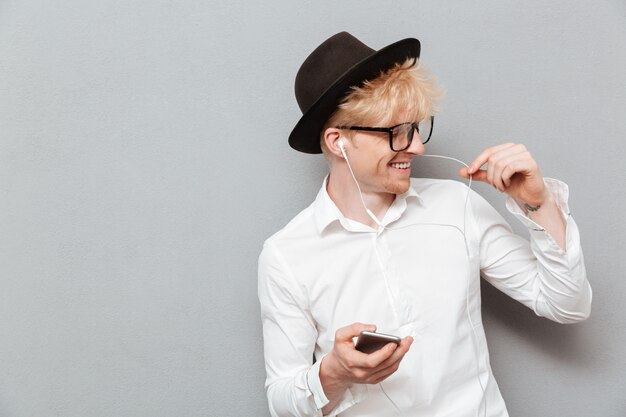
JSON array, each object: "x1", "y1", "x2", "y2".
[
  {"x1": 339, "y1": 141, "x2": 384, "y2": 226},
  {"x1": 340, "y1": 147, "x2": 487, "y2": 417}
]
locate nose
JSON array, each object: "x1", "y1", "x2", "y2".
[{"x1": 405, "y1": 128, "x2": 425, "y2": 156}]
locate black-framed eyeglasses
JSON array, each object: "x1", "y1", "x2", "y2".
[{"x1": 336, "y1": 115, "x2": 434, "y2": 152}]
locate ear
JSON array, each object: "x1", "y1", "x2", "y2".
[{"x1": 323, "y1": 127, "x2": 346, "y2": 159}]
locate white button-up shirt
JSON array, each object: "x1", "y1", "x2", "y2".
[{"x1": 258, "y1": 176, "x2": 592, "y2": 417}]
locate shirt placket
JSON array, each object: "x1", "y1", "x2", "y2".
[{"x1": 372, "y1": 229, "x2": 405, "y2": 331}]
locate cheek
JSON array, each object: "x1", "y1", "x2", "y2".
[{"x1": 373, "y1": 159, "x2": 390, "y2": 178}]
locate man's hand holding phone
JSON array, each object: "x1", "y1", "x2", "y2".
[{"x1": 319, "y1": 323, "x2": 413, "y2": 414}]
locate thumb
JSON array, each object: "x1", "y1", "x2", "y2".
[
  {"x1": 459, "y1": 167, "x2": 488, "y2": 183},
  {"x1": 336, "y1": 323, "x2": 377, "y2": 341}
]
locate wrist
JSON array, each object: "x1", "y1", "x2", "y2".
[
  {"x1": 320, "y1": 351, "x2": 341, "y2": 382},
  {"x1": 518, "y1": 188, "x2": 553, "y2": 214},
  {"x1": 320, "y1": 351, "x2": 350, "y2": 393}
]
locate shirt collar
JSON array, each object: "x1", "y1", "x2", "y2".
[{"x1": 314, "y1": 175, "x2": 424, "y2": 234}]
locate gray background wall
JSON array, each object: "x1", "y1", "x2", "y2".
[{"x1": 1, "y1": 1, "x2": 624, "y2": 416}]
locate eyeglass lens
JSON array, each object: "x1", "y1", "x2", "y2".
[{"x1": 391, "y1": 118, "x2": 432, "y2": 150}]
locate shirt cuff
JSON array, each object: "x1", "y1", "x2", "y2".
[{"x1": 306, "y1": 355, "x2": 367, "y2": 416}]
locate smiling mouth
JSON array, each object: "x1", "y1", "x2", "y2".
[{"x1": 390, "y1": 162, "x2": 411, "y2": 169}]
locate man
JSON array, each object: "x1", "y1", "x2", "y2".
[{"x1": 258, "y1": 32, "x2": 592, "y2": 417}]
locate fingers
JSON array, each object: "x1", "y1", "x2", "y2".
[
  {"x1": 467, "y1": 143, "x2": 516, "y2": 175},
  {"x1": 361, "y1": 341, "x2": 400, "y2": 368},
  {"x1": 491, "y1": 154, "x2": 530, "y2": 191},
  {"x1": 459, "y1": 143, "x2": 518, "y2": 181},
  {"x1": 501, "y1": 151, "x2": 537, "y2": 184},
  {"x1": 367, "y1": 360, "x2": 401, "y2": 384},
  {"x1": 332, "y1": 324, "x2": 414, "y2": 385},
  {"x1": 464, "y1": 143, "x2": 536, "y2": 192},
  {"x1": 358, "y1": 337, "x2": 413, "y2": 384},
  {"x1": 364, "y1": 337, "x2": 413, "y2": 373},
  {"x1": 333, "y1": 342, "x2": 396, "y2": 383},
  {"x1": 377, "y1": 336, "x2": 413, "y2": 368},
  {"x1": 487, "y1": 147, "x2": 524, "y2": 191},
  {"x1": 336, "y1": 333, "x2": 412, "y2": 382},
  {"x1": 333, "y1": 323, "x2": 387, "y2": 376},
  {"x1": 459, "y1": 166, "x2": 487, "y2": 181}
]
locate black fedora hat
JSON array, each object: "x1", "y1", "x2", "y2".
[{"x1": 289, "y1": 32, "x2": 421, "y2": 154}]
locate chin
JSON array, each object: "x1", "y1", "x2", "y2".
[{"x1": 384, "y1": 178, "x2": 411, "y2": 195}]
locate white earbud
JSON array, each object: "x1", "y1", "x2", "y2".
[{"x1": 338, "y1": 140, "x2": 348, "y2": 159}]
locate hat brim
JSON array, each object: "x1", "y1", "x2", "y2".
[{"x1": 288, "y1": 38, "x2": 421, "y2": 154}]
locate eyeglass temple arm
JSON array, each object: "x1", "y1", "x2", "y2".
[{"x1": 336, "y1": 126, "x2": 391, "y2": 133}]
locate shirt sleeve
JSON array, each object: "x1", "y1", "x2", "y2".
[
  {"x1": 468, "y1": 177, "x2": 592, "y2": 323},
  {"x1": 258, "y1": 241, "x2": 366, "y2": 416}
]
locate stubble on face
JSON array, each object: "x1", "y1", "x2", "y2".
[
  {"x1": 382, "y1": 176, "x2": 411, "y2": 195},
  {"x1": 368, "y1": 153, "x2": 412, "y2": 196}
]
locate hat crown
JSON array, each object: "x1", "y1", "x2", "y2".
[{"x1": 295, "y1": 32, "x2": 375, "y2": 114}]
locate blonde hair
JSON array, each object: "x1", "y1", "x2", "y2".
[{"x1": 321, "y1": 58, "x2": 443, "y2": 155}]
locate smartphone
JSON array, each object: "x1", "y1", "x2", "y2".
[{"x1": 355, "y1": 331, "x2": 401, "y2": 354}]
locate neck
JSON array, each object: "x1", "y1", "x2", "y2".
[{"x1": 326, "y1": 163, "x2": 395, "y2": 229}]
